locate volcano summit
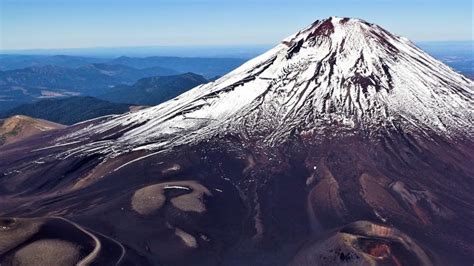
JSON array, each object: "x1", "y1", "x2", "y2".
[{"x1": 0, "y1": 17, "x2": 473, "y2": 265}]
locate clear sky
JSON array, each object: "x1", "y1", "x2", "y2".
[{"x1": 1, "y1": 0, "x2": 473, "y2": 50}]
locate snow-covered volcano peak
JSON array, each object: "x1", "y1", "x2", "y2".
[
  {"x1": 63, "y1": 17, "x2": 473, "y2": 154},
  {"x1": 284, "y1": 16, "x2": 395, "y2": 47}
]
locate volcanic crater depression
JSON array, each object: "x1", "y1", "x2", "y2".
[{"x1": 0, "y1": 17, "x2": 473, "y2": 265}]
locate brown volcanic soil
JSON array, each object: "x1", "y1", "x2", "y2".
[
  {"x1": 0, "y1": 124, "x2": 473, "y2": 265},
  {"x1": 0, "y1": 115, "x2": 65, "y2": 146}
]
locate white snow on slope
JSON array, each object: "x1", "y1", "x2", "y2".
[{"x1": 59, "y1": 17, "x2": 473, "y2": 156}]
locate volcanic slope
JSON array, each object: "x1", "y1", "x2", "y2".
[
  {"x1": 43, "y1": 16, "x2": 474, "y2": 157},
  {"x1": 0, "y1": 17, "x2": 473, "y2": 265}
]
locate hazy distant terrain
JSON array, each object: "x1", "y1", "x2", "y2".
[
  {"x1": 1, "y1": 41, "x2": 471, "y2": 76},
  {"x1": 0, "y1": 63, "x2": 175, "y2": 112},
  {"x1": 0, "y1": 45, "x2": 270, "y2": 59},
  {"x1": 0, "y1": 54, "x2": 246, "y2": 78},
  {"x1": 100, "y1": 73, "x2": 208, "y2": 105},
  {"x1": 0, "y1": 55, "x2": 245, "y2": 112},
  {"x1": 418, "y1": 41, "x2": 473, "y2": 79},
  {"x1": 0, "y1": 63, "x2": 177, "y2": 94},
  {"x1": 0, "y1": 73, "x2": 209, "y2": 124}
]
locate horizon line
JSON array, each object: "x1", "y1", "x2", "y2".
[{"x1": 1, "y1": 40, "x2": 473, "y2": 53}]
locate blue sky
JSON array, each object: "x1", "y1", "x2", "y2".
[{"x1": 1, "y1": 0, "x2": 472, "y2": 50}]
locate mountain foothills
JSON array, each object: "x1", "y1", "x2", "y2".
[
  {"x1": 100, "y1": 73, "x2": 208, "y2": 105},
  {"x1": 0, "y1": 64, "x2": 176, "y2": 110},
  {"x1": 0, "y1": 73, "x2": 208, "y2": 125},
  {"x1": 0, "y1": 115, "x2": 64, "y2": 146},
  {"x1": 0, "y1": 56, "x2": 245, "y2": 112},
  {"x1": 0, "y1": 17, "x2": 473, "y2": 266},
  {"x1": 0, "y1": 55, "x2": 246, "y2": 78},
  {"x1": 0, "y1": 97, "x2": 133, "y2": 125}
]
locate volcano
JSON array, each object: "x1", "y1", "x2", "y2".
[{"x1": 0, "y1": 17, "x2": 473, "y2": 265}]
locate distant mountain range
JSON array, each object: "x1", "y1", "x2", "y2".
[
  {"x1": 1, "y1": 42, "x2": 470, "y2": 77},
  {"x1": 0, "y1": 63, "x2": 177, "y2": 94},
  {"x1": 107, "y1": 56, "x2": 246, "y2": 78},
  {"x1": 100, "y1": 72, "x2": 208, "y2": 105},
  {"x1": 0, "y1": 63, "x2": 177, "y2": 112},
  {"x1": 0, "y1": 54, "x2": 246, "y2": 78},
  {"x1": 0, "y1": 55, "x2": 245, "y2": 112},
  {"x1": 0, "y1": 45, "x2": 271, "y2": 58},
  {"x1": 0, "y1": 54, "x2": 108, "y2": 70},
  {"x1": 1, "y1": 73, "x2": 209, "y2": 124},
  {"x1": 419, "y1": 41, "x2": 474, "y2": 79}
]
